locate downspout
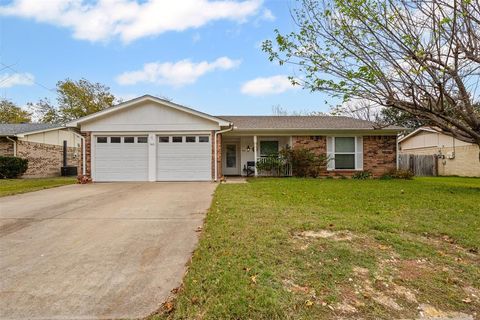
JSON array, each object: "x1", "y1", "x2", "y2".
[
  {"x1": 396, "y1": 133, "x2": 400, "y2": 170},
  {"x1": 71, "y1": 131, "x2": 86, "y2": 176},
  {"x1": 214, "y1": 124, "x2": 233, "y2": 182},
  {"x1": 6, "y1": 136, "x2": 17, "y2": 157}
]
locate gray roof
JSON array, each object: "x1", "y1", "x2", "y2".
[
  {"x1": 0, "y1": 123, "x2": 63, "y2": 136},
  {"x1": 217, "y1": 116, "x2": 404, "y2": 131}
]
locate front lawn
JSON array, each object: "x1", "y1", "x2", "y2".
[
  {"x1": 155, "y1": 177, "x2": 480, "y2": 319},
  {"x1": 0, "y1": 177, "x2": 77, "y2": 197}
]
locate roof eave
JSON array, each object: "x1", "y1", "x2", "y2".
[
  {"x1": 230, "y1": 127, "x2": 405, "y2": 133},
  {"x1": 15, "y1": 126, "x2": 66, "y2": 137}
]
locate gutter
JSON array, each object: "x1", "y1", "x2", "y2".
[
  {"x1": 6, "y1": 136, "x2": 17, "y2": 157},
  {"x1": 214, "y1": 124, "x2": 234, "y2": 181}
]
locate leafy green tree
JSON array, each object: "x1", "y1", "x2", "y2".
[
  {"x1": 0, "y1": 99, "x2": 31, "y2": 123},
  {"x1": 56, "y1": 78, "x2": 115, "y2": 121},
  {"x1": 263, "y1": 0, "x2": 480, "y2": 147},
  {"x1": 30, "y1": 78, "x2": 116, "y2": 123},
  {"x1": 380, "y1": 108, "x2": 425, "y2": 130},
  {"x1": 27, "y1": 98, "x2": 61, "y2": 124}
]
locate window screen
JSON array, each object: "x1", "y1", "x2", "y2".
[
  {"x1": 260, "y1": 141, "x2": 279, "y2": 157},
  {"x1": 334, "y1": 137, "x2": 355, "y2": 152},
  {"x1": 334, "y1": 137, "x2": 355, "y2": 169}
]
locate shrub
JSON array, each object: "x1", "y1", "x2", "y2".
[
  {"x1": 0, "y1": 156, "x2": 28, "y2": 179},
  {"x1": 280, "y1": 148, "x2": 329, "y2": 178},
  {"x1": 382, "y1": 169, "x2": 414, "y2": 180},
  {"x1": 352, "y1": 171, "x2": 372, "y2": 180}
]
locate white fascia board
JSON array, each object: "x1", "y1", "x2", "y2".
[{"x1": 225, "y1": 128, "x2": 404, "y2": 136}]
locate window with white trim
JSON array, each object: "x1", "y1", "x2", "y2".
[
  {"x1": 260, "y1": 141, "x2": 279, "y2": 157},
  {"x1": 327, "y1": 136, "x2": 363, "y2": 170}
]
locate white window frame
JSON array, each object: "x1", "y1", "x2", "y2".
[{"x1": 327, "y1": 136, "x2": 363, "y2": 171}]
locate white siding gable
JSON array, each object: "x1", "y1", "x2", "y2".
[{"x1": 82, "y1": 101, "x2": 221, "y2": 132}]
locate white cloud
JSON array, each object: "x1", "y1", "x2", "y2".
[
  {"x1": 241, "y1": 75, "x2": 298, "y2": 96},
  {"x1": 0, "y1": 0, "x2": 263, "y2": 43},
  {"x1": 0, "y1": 72, "x2": 35, "y2": 88},
  {"x1": 261, "y1": 8, "x2": 275, "y2": 21},
  {"x1": 116, "y1": 57, "x2": 241, "y2": 87}
]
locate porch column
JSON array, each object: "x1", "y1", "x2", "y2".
[{"x1": 253, "y1": 135, "x2": 258, "y2": 176}]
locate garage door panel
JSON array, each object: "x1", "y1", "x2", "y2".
[
  {"x1": 94, "y1": 136, "x2": 148, "y2": 182},
  {"x1": 157, "y1": 136, "x2": 211, "y2": 181}
]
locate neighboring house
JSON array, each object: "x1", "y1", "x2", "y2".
[
  {"x1": 0, "y1": 124, "x2": 82, "y2": 178},
  {"x1": 399, "y1": 127, "x2": 480, "y2": 177},
  {"x1": 66, "y1": 95, "x2": 403, "y2": 182}
]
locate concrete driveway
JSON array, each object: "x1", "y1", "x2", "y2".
[{"x1": 0, "y1": 182, "x2": 217, "y2": 319}]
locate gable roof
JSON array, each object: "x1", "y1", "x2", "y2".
[
  {"x1": 218, "y1": 116, "x2": 405, "y2": 131},
  {"x1": 0, "y1": 123, "x2": 63, "y2": 136},
  {"x1": 398, "y1": 126, "x2": 440, "y2": 143},
  {"x1": 66, "y1": 95, "x2": 231, "y2": 127}
]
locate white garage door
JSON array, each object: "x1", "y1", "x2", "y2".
[
  {"x1": 94, "y1": 136, "x2": 148, "y2": 181},
  {"x1": 157, "y1": 135, "x2": 211, "y2": 181}
]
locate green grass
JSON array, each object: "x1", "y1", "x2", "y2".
[
  {"x1": 0, "y1": 177, "x2": 77, "y2": 197},
  {"x1": 154, "y1": 177, "x2": 480, "y2": 319}
]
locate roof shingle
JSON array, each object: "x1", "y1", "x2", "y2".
[
  {"x1": 217, "y1": 116, "x2": 404, "y2": 130},
  {"x1": 0, "y1": 123, "x2": 62, "y2": 136}
]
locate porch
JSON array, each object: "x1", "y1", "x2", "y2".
[{"x1": 220, "y1": 135, "x2": 292, "y2": 177}]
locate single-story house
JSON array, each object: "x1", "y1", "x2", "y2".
[
  {"x1": 66, "y1": 95, "x2": 403, "y2": 182},
  {"x1": 0, "y1": 124, "x2": 82, "y2": 178},
  {"x1": 399, "y1": 127, "x2": 480, "y2": 177}
]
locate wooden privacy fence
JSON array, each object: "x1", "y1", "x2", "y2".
[{"x1": 398, "y1": 154, "x2": 438, "y2": 176}]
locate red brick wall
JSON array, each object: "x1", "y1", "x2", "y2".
[
  {"x1": 293, "y1": 136, "x2": 326, "y2": 155},
  {"x1": 363, "y1": 136, "x2": 397, "y2": 176},
  {"x1": 0, "y1": 137, "x2": 14, "y2": 156},
  {"x1": 16, "y1": 141, "x2": 81, "y2": 178},
  {"x1": 81, "y1": 131, "x2": 92, "y2": 178},
  {"x1": 211, "y1": 131, "x2": 222, "y2": 180},
  {"x1": 292, "y1": 135, "x2": 397, "y2": 177}
]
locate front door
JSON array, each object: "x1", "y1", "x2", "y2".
[{"x1": 223, "y1": 143, "x2": 239, "y2": 175}]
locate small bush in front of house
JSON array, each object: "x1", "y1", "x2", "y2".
[
  {"x1": 381, "y1": 169, "x2": 414, "y2": 180},
  {"x1": 352, "y1": 170, "x2": 372, "y2": 180},
  {"x1": 280, "y1": 148, "x2": 329, "y2": 178},
  {"x1": 0, "y1": 156, "x2": 28, "y2": 179}
]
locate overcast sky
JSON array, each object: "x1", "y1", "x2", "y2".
[{"x1": 0, "y1": 0, "x2": 335, "y2": 115}]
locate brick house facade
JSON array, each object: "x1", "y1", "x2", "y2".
[
  {"x1": 292, "y1": 135, "x2": 396, "y2": 177},
  {"x1": 17, "y1": 141, "x2": 81, "y2": 178},
  {"x1": 0, "y1": 138, "x2": 81, "y2": 178},
  {"x1": 0, "y1": 124, "x2": 82, "y2": 178},
  {"x1": 64, "y1": 95, "x2": 403, "y2": 182}
]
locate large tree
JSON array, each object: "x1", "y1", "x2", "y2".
[
  {"x1": 31, "y1": 78, "x2": 116, "y2": 123},
  {"x1": 0, "y1": 99, "x2": 31, "y2": 123},
  {"x1": 263, "y1": 0, "x2": 480, "y2": 147},
  {"x1": 330, "y1": 100, "x2": 426, "y2": 129}
]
